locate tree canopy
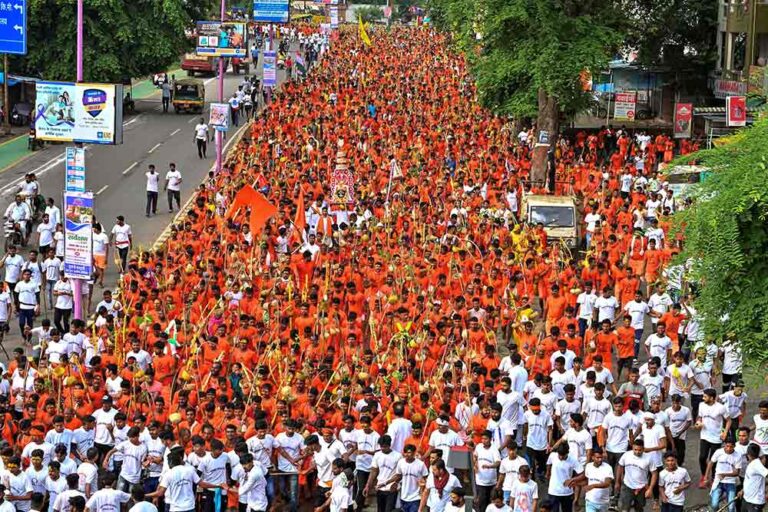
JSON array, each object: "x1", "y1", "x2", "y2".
[
  {"x1": 673, "y1": 118, "x2": 768, "y2": 366},
  {"x1": 12, "y1": 0, "x2": 212, "y2": 82}
]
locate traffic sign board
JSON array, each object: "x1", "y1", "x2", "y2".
[{"x1": 0, "y1": 0, "x2": 27, "y2": 55}]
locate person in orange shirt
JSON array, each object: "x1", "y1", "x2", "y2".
[
  {"x1": 659, "y1": 303, "x2": 684, "y2": 351},
  {"x1": 544, "y1": 285, "x2": 568, "y2": 332},
  {"x1": 615, "y1": 314, "x2": 637, "y2": 380}
]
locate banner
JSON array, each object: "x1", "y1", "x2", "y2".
[
  {"x1": 330, "y1": 7, "x2": 339, "y2": 28},
  {"x1": 253, "y1": 0, "x2": 290, "y2": 23},
  {"x1": 64, "y1": 191, "x2": 94, "y2": 280},
  {"x1": 726, "y1": 96, "x2": 747, "y2": 127},
  {"x1": 673, "y1": 103, "x2": 693, "y2": 139},
  {"x1": 196, "y1": 21, "x2": 247, "y2": 57},
  {"x1": 34, "y1": 82, "x2": 123, "y2": 144},
  {"x1": 209, "y1": 103, "x2": 230, "y2": 131},
  {"x1": 263, "y1": 51, "x2": 277, "y2": 87},
  {"x1": 65, "y1": 147, "x2": 86, "y2": 192},
  {"x1": 613, "y1": 91, "x2": 637, "y2": 120},
  {"x1": 713, "y1": 79, "x2": 747, "y2": 99}
]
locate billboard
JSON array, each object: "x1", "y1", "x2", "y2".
[
  {"x1": 330, "y1": 6, "x2": 339, "y2": 28},
  {"x1": 673, "y1": 103, "x2": 693, "y2": 139},
  {"x1": 263, "y1": 51, "x2": 277, "y2": 87},
  {"x1": 209, "y1": 103, "x2": 230, "y2": 131},
  {"x1": 196, "y1": 21, "x2": 247, "y2": 57},
  {"x1": 613, "y1": 91, "x2": 636, "y2": 120},
  {"x1": 253, "y1": 0, "x2": 290, "y2": 23},
  {"x1": 34, "y1": 82, "x2": 123, "y2": 144},
  {"x1": 726, "y1": 96, "x2": 747, "y2": 127},
  {"x1": 64, "y1": 191, "x2": 94, "y2": 280},
  {"x1": 65, "y1": 147, "x2": 86, "y2": 192}
]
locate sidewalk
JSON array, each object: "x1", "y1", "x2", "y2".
[
  {"x1": 0, "y1": 132, "x2": 31, "y2": 172},
  {"x1": 130, "y1": 67, "x2": 183, "y2": 100}
]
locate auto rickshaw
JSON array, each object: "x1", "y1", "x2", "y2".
[{"x1": 172, "y1": 78, "x2": 205, "y2": 114}]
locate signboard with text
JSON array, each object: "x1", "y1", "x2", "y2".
[
  {"x1": 196, "y1": 21, "x2": 247, "y2": 57},
  {"x1": 0, "y1": 0, "x2": 26, "y2": 55},
  {"x1": 330, "y1": 6, "x2": 339, "y2": 28},
  {"x1": 253, "y1": 0, "x2": 290, "y2": 23},
  {"x1": 34, "y1": 82, "x2": 123, "y2": 144},
  {"x1": 613, "y1": 91, "x2": 637, "y2": 120},
  {"x1": 714, "y1": 79, "x2": 747, "y2": 99},
  {"x1": 64, "y1": 191, "x2": 93, "y2": 280},
  {"x1": 65, "y1": 147, "x2": 86, "y2": 192},
  {"x1": 263, "y1": 51, "x2": 277, "y2": 87}
]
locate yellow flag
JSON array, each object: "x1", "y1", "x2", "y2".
[{"x1": 358, "y1": 15, "x2": 372, "y2": 46}]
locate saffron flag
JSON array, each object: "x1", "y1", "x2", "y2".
[
  {"x1": 227, "y1": 184, "x2": 278, "y2": 233},
  {"x1": 359, "y1": 15, "x2": 372, "y2": 47}
]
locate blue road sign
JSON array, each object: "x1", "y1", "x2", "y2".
[{"x1": 0, "y1": 0, "x2": 27, "y2": 55}]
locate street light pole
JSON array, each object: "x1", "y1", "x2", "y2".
[
  {"x1": 215, "y1": 0, "x2": 226, "y2": 173},
  {"x1": 72, "y1": 0, "x2": 84, "y2": 320}
]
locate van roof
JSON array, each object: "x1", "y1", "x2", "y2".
[{"x1": 525, "y1": 194, "x2": 577, "y2": 206}]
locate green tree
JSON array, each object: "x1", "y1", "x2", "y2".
[
  {"x1": 428, "y1": 0, "x2": 625, "y2": 183},
  {"x1": 12, "y1": 0, "x2": 212, "y2": 82},
  {"x1": 356, "y1": 5, "x2": 384, "y2": 23},
  {"x1": 672, "y1": 119, "x2": 768, "y2": 366}
]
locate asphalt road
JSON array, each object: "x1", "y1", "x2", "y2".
[{"x1": 0, "y1": 53, "x2": 291, "y2": 354}]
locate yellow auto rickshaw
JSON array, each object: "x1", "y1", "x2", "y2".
[{"x1": 172, "y1": 78, "x2": 205, "y2": 114}]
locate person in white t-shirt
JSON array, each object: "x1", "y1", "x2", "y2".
[
  {"x1": 194, "y1": 118, "x2": 210, "y2": 159},
  {"x1": 658, "y1": 451, "x2": 691, "y2": 512},
  {"x1": 36, "y1": 213, "x2": 55, "y2": 255},
  {"x1": 109, "y1": 216, "x2": 132, "y2": 273},
  {"x1": 365, "y1": 435, "x2": 402, "y2": 510},
  {"x1": 145, "y1": 164, "x2": 159, "y2": 217},
  {"x1": 616, "y1": 439, "x2": 656, "y2": 512},
  {"x1": 83, "y1": 472, "x2": 131, "y2": 512},
  {"x1": 473, "y1": 430, "x2": 501, "y2": 511},
  {"x1": 383, "y1": 444, "x2": 427, "y2": 511},
  {"x1": 148, "y1": 450, "x2": 227, "y2": 512},
  {"x1": 420, "y1": 458, "x2": 461, "y2": 512},
  {"x1": 509, "y1": 464, "x2": 538, "y2": 512},
  {"x1": 581, "y1": 448, "x2": 613, "y2": 512},
  {"x1": 742, "y1": 443, "x2": 768, "y2": 511},
  {"x1": 164, "y1": 163, "x2": 182, "y2": 212},
  {"x1": 705, "y1": 438, "x2": 741, "y2": 512},
  {"x1": 546, "y1": 443, "x2": 584, "y2": 512},
  {"x1": 695, "y1": 388, "x2": 732, "y2": 488}
]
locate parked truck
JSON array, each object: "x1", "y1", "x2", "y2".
[{"x1": 181, "y1": 53, "x2": 219, "y2": 76}]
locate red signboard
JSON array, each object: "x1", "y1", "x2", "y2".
[
  {"x1": 673, "y1": 103, "x2": 693, "y2": 138},
  {"x1": 726, "y1": 96, "x2": 747, "y2": 127}
]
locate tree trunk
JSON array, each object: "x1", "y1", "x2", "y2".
[{"x1": 531, "y1": 88, "x2": 559, "y2": 188}]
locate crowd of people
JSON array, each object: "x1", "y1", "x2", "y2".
[{"x1": 0, "y1": 22, "x2": 761, "y2": 512}]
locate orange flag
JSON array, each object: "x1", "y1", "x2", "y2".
[
  {"x1": 294, "y1": 188, "x2": 307, "y2": 232},
  {"x1": 227, "y1": 184, "x2": 278, "y2": 233}
]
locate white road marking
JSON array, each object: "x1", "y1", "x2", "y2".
[
  {"x1": 122, "y1": 162, "x2": 139, "y2": 175},
  {"x1": 170, "y1": 129, "x2": 181, "y2": 136},
  {"x1": 187, "y1": 117, "x2": 198, "y2": 124},
  {"x1": 123, "y1": 115, "x2": 142, "y2": 127},
  {"x1": 148, "y1": 143, "x2": 162, "y2": 154},
  {"x1": 96, "y1": 185, "x2": 109, "y2": 195}
]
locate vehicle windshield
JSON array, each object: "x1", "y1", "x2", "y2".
[
  {"x1": 174, "y1": 85, "x2": 200, "y2": 99},
  {"x1": 529, "y1": 205, "x2": 575, "y2": 227}
]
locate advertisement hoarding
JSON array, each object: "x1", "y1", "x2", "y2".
[
  {"x1": 65, "y1": 147, "x2": 86, "y2": 192},
  {"x1": 726, "y1": 96, "x2": 747, "y2": 127},
  {"x1": 330, "y1": 6, "x2": 339, "y2": 28},
  {"x1": 34, "y1": 82, "x2": 123, "y2": 144},
  {"x1": 263, "y1": 51, "x2": 277, "y2": 87},
  {"x1": 196, "y1": 21, "x2": 247, "y2": 57},
  {"x1": 209, "y1": 103, "x2": 230, "y2": 131},
  {"x1": 64, "y1": 191, "x2": 93, "y2": 280},
  {"x1": 613, "y1": 91, "x2": 637, "y2": 120},
  {"x1": 253, "y1": 0, "x2": 290, "y2": 23},
  {"x1": 673, "y1": 103, "x2": 693, "y2": 139}
]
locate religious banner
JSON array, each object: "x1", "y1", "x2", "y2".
[
  {"x1": 673, "y1": 103, "x2": 693, "y2": 138},
  {"x1": 330, "y1": 140, "x2": 355, "y2": 205},
  {"x1": 726, "y1": 96, "x2": 747, "y2": 127}
]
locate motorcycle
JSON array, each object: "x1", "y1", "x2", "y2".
[{"x1": 3, "y1": 219, "x2": 24, "y2": 251}]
